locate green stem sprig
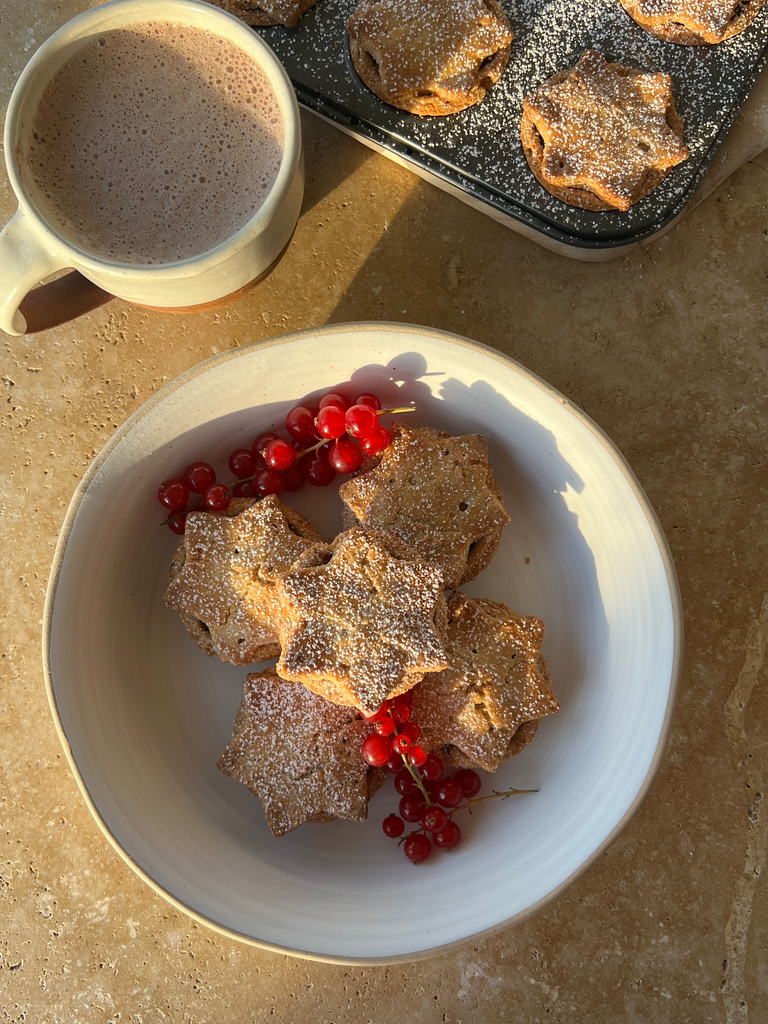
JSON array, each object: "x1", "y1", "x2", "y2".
[
  {"x1": 396, "y1": 787, "x2": 537, "y2": 847},
  {"x1": 389, "y1": 707, "x2": 432, "y2": 804},
  {"x1": 378, "y1": 405, "x2": 416, "y2": 416}
]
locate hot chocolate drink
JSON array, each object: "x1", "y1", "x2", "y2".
[{"x1": 23, "y1": 22, "x2": 284, "y2": 264}]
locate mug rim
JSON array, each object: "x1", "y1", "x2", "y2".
[{"x1": 3, "y1": 0, "x2": 301, "y2": 276}]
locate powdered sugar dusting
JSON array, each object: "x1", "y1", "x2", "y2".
[
  {"x1": 276, "y1": 527, "x2": 449, "y2": 715},
  {"x1": 164, "y1": 495, "x2": 322, "y2": 665},
  {"x1": 339, "y1": 421, "x2": 510, "y2": 590},
  {"x1": 623, "y1": 0, "x2": 763, "y2": 42},
  {"x1": 412, "y1": 592, "x2": 559, "y2": 772},
  {"x1": 348, "y1": 0, "x2": 512, "y2": 94},
  {"x1": 256, "y1": 0, "x2": 768, "y2": 239},
  {"x1": 524, "y1": 51, "x2": 689, "y2": 208},
  {"x1": 217, "y1": 668, "x2": 374, "y2": 836}
]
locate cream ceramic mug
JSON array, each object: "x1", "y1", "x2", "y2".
[{"x1": 0, "y1": 0, "x2": 303, "y2": 336}]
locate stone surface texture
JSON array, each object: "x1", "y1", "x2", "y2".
[{"x1": 2, "y1": 3, "x2": 768, "y2": 1023}]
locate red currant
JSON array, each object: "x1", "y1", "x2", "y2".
[
  {"x1": 281, "y1": 463, "x2": 304, "y2": 492},
  {"x1": 354, "y1": 392, "x2": 382, "y2": 410},
  {"x1": 264, "y1": 439, "x2": 296, "y2": 471},
  {"x1": 382, "y1": 814, "x2": 405, "y2": 838},
  {"x1": 202, "y1": 484, "x2": 231, "y2": 512},
  {"x1": 399, "y1": 793, "x2": 426, "y2": 823},
  {"x1": 328, "y1": 439, "x2": 363, "y2": 474},
  {"x1": 384, "y1": 753, "x2": 403, "y2": 773},
  {"x1": 362, "y1": 733, "x2": 394, "y2": 768},
  {"x1": 433, "y1": 821, "x2": 462, "y2": 850},
  {"x1": 302, "y1": 454, "x2": 336, "y2": 487},
  {"x1": 183, "y1": 461, "x2": 216, "y2": 493},
  {"x1": 393, "y1": 690, "x2": 413, "y2": 707},
  {"x1": 315, "y1": 405, "x2": 347, "y2": 439},
  {"x1": 391, "y1": 703, "x2": 411, "y2": 725},
  {"x1": 361, "y1": 426, "x2": 391, "y2": 455},
  {"x1": 403, "y1": 834, "x2": 432, "y2": 864},
  {"x1": 420, "y1": 754, "x2": 444, "y2": 782},
  {"x1": 228, "y1": 448, "x2": 257, "y2": 478},
  {"x1": 345, "y1": 403, "x2": 378, "y2": 439},
  {"x1": 408, "y1": 745, "x2": 427, "y2": 769},
  {"x1": 319, "y1": 392, "x2": 350, "y2": 412},
  {"x1": 362, "y1": 701, "x2": 389, "y2": 722},
  {"x1": 401, "y1": 721, "x2": 421, "y2": 745},
  {"x1": 232, "y1": 480, "x2": 255, "y2": 498},
  {"x1": 168, "y1": 513, "x2": 187, "y2": 535},
  {"x1": 375, "y1": 716, "x2": 396, "y2": 737},
  {"x1": 158, "y1": 479, "x2": 189, "y2": 511},
  {"x1": 254, "y1": 468, "x2": 284, "y2": 497},
  {"x1": 454, "y1": 769, "x2": 482, "y2": 799},
  {"x1": 394, "y1": 768, "x2": 416, "y2": 796},
  {"x1": 422, "y1": 778, "x2": 437, "y2": 801},
  {"x1": 285, "y1": 406, "x2": 318, "y2": 445},
  {"x1": 435, "y1": 778, "x2": 464, "y2": 808},
  {"x1": 422, "y1": 805, "x2": 449, "y2": 834},
  {"x1": 392, "y1": 734, "x2": 411, "y2": 756},
  {"x1": 253, "y1": 432, "x2": 280, "y2": 467}
]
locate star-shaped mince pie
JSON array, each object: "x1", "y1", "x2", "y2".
[
  {"x1": 520, "y1": 50, "x2": 690, "y2": 212},
  {"x1": 338, "y1": 422, "x2": 510, "y2": 591},
  {"x1": 619, "y1": 0, "x2": 764, "y2": 45},
  {"x1": 347, "y1": 0, "x2": 513, "y2": 116},
  {"x1": 217, "y1": 668, "x2": 384, "y2": 837},
  {"x1": 205, "y1": 0, "x2": 319, "y2": 28},
  {"x1": 411, "y1": 592, "x2": 559, "y2": 772},
  {"x1": 276, "y1": 528, "x2": 450, "y2": 716},
  {"x1": 164, "y1": 495, "x2": 323, "y2": 665}
]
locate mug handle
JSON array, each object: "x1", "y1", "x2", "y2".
[{"x1": 0, "y1": 208, "x2": 112, "y2": 335}]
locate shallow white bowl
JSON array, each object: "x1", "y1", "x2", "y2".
[{"x1": 44, "y1": 323, "x2": 681, "y2": 963}]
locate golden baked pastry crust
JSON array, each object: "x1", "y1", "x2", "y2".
[
  {"x1": 338, "y1": 422, "x2": 510, "y2": 590},
  {"x1": 618, "y1": 0, "x2": 765, "y2": 44},
  {"x1": 347, "y1": 0, "x2": 513, "y2": 116},
  {"x1": 276, "y1": 527, "x2": 449, "y2": 716},
  {"x1": 217, "y1": 668, "x2": 378, "y2": 836},
  {"x1": 164, "y1": 495, "x2": 323, "y2": 665},
  {"x1": 521, "y1": 50, "x2": 689, "y2": 212},
  {"x1": 204, "y1": 0, "x2": 319, "y2": 28},
  {"x1": 412, "y1": 592, "x2": 559, "y2": 772}
]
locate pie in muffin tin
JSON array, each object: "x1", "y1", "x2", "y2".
[{"x1": 246, "y1": 0, "x2": 768, "y2": 248}]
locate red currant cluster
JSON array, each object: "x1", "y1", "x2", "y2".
[
  {"x1": 360, "y1": 694, "x2": 483, "y2": 863},
  {"x1": 157, "y1": 390, "x2": 411, "y2": 534}
]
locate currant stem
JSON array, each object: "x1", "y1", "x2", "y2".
[
  {"x1": 377, "y1": 406, "x2": 415, "y2": 417},
  {"x1": 294, "y1": 436, "x2": 328, "y2": 460},
  {"x1": 447, "y1": 788, "x2": 539, "y2": 818},
  {"x1": 395, "y1": 789, "x2": 538, "y2": 846},
  {"x1": 389, "y1": 709, "x2": 432, "y2": 804},
  {"x1": 397, "y1": 825, "x2": 426, "y2": 849}
]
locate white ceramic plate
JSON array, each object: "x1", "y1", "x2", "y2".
[{"x1": 43, "y1": 324, "x2": 681, "y2": 963}]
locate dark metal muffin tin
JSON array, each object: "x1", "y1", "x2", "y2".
[{"x1": 254, "y1": 0, "x2": 768, "y2": 251}]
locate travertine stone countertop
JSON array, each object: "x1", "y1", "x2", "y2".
[{"x1": 2, "y1": 4, "x2": 768, "y2": 1022}]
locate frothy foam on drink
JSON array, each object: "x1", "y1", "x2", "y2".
[{"x1": 24, "y1": 22, "x2": 284, "y2": 264}]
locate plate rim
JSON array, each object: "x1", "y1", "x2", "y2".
[{"x1": 41, "y1": 321, "x2": 683, "y2": 964}]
